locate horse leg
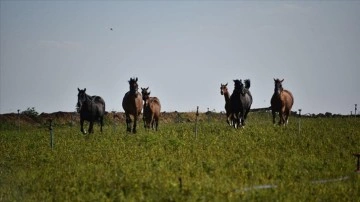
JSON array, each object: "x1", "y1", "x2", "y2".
[
  {"x1": 272, "y1": 110, "x2": 276, "y2": 125},
  {"x1": 242, "y1": 110, "x2": 249, "y2": 127},
  {"x1": 232, "y1": 113, "x2": 236, "y2": 128},
  {"x1": 125, "y1": 113, "x2": 132, "y2": 132},
  {"x1": 278, "y1": 111, "x2": 283, "y2": 125},
  {"x1": 80, "y1": 118, "x2": 86, "y2": 134},
  {"x1": 233, "y1": 113, "x2": 239, "y2": 129},
  {"x1": 155, "y1": 118, "x2": 159, "y2": 131},
  {"x1": 226, "y1": 112, "x2": 231, "y2": 126},
  {"x1": 89, "y1": 121, "x2": 94, "y2": 134},
  {"x1": 143, "y1": 115, "x2": 146, "y2": 128},
  {"x1": 133, "y1": 116, "x2": 137, "y2": 134},
  {"x1": 100, "y1": 116, "x2": 103, "y2": 133},
  {"x1": 284, "y1": 109, "x2": 290, "y2": 125},
  {"x1": 151, "y1": 115, "x2": 155, "y2": 130}
]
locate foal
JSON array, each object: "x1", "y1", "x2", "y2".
[{"x1": 141, "y1": 87, "x2": 161, "y2": 131}]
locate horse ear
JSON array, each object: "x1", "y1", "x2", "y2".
[
  {"x1": 225, "y1": 83, "x2": 228, "y2": 86},
  {"x1": 78, "y1": 88, "x2": 80, "y2": 92},
  {"x1": 146, "y1": 87, "x2": 149, "y2": 90},
  {"x1": 135, "y1": 77, "x2": 138, "y2": 82},
  {"x1": 281, "y1": 79, "x2": 284, "y2": 82},
  {"x1": 84, "y1": 88, "x2": 86, "y2": 92},
  {"x1": 274, "y1": 78, "x2": 276, "y2": 82}
]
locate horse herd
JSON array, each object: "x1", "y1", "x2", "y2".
[
  {"x1": 220, "y1": 78, "x2": 294, "y2": 129},
  {"x1": 76, "y1": 77, "x2": 161, "y2": 134},
  {"x1": 76, "y1": 77, "x2": 294, "y2": 134}
]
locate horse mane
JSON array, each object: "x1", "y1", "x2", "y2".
[{"x1": 244, "y1": 79, "x2": 250, "y2": 89}]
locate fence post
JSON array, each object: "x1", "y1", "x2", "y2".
[
  {"x1": 49, "y1": 119, "x2": 54, "y2": 149},
  {"x1": 355, "y1": 104, "x2": 357, "y2": 118},
  {"x1": 298, "y1": 109, "x2": 302, "y2": 134},
  {"x1": 112, "y1": 111, "x2": 116, "y2": 133},
  {"x1": 354, "y1": 153, "x2": 360, "y2": 172},
  {"x1": 207, "y1": 108, "x2": 210, "y2": 124},
  {"x1": 17, "y1": 109, "x2": 20, "y2": 132},
  {"x1": 195, "y1": 106, "x2": 199, "y2": 138}
]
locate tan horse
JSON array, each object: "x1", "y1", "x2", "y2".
[
  {"x1": 270, "y1": 79, "x2": 294, "y2": 125},
  {"x1": 141, "y1": 87, "x2": 161, "y2": 131},
  {"x1": 220, "y1": 83, "x2": 233, "y2": 126},
  {"x1": 122, "y1": 77, "x2": 143, "y2": 133}
]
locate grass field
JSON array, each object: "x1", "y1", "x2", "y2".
[{"x1": 1, "y1": 112, "x2": 359, "y2": 201}]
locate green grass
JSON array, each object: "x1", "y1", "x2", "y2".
[{"x1": 1, "y1": 113, "x2": 359, "y2": 201}]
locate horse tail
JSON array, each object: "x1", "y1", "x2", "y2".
[
  {"x1": 103, "y1": 101, "x2": 106, "y2": 113},
  {"x1": 244, "y1": 79, "x2": 251, "y2": 89}
]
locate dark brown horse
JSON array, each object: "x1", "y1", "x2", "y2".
[
  {"x1": 230, "y1": 79, "x2": 252, "y2": 128},
  {"x1": 122, "y1": 77, "x2": 143, "y2": 133},
  {"x1": 76, "y1": 88, "x2": 105, "y2": 134},
  {"x1": 271, "y1": 78, "x2": 294, "y2": 125},
  {"x1": 141, "y1": 87, "x2": 161, "y2": 131},
  {"x1": 220, "y1": 83, "x2": 233, "y2": 126}
]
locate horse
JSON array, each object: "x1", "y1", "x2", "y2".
[
  {"x1": 122, "y1": 77, "x2": 143, "y2": 133},
  {"x1": 270, "y1": 78, "x2": 294, "y2": 125},
  {"x1": 141, "y1": 87, "x2": 161, "y2": 131},
  {"x1": 76, "y1": 88, "x2": 105, "y2": 134},
  {"x1": 220, "y1": 83, "x2": 233, "y2": 126},
  {"x1": 230, "y1": 79, "x2": 252, "y2": 128}
]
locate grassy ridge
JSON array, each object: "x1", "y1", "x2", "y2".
[{"x1": 1, "y1": 113, "x2": 359, "y2": 201}]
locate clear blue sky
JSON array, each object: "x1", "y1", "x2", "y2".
[{"x1": 1, "y1": 1, "x2": 359, "y2": 115}]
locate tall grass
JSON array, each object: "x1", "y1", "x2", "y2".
[{"x1": 1, "y1": 113, "x2": 359, "y2": 201}]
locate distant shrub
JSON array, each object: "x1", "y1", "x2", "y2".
[{"x1": 22, "y1": 107, "x2": 39, "y2": 118}]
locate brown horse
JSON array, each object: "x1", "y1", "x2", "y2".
[
  {"x1": 141, "y1": 87, "x2": 161, "y2": 131},
  {"x1": 220, "y1": 83, "x2": 233, "y2": 126},
  {"x1": 122, "y1": 77, "x2": 143, "y2": 133},
  {"x1": 270, "y1": 78, "x2": 294, "y2": 125}
]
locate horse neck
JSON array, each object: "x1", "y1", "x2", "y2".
[
  {"x1": 84, "y1": 94, "x2": 93, "y2": 103},
  {"x1": 143, "y1": 98, "x2": 148, "y2": 107},
  {"x1": 223, "y1": 91, "x2": 230, "y2": 103},
  {"x1": 85, "y1": 94, "x2": 96, "y2": 107}
]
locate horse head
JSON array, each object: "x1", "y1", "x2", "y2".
[
  {"x1": 233, "y1": 79, "x2": 245, "y2": 94},
  {"x1": 141, "y1": 87, "x2": 150, "y2": 101},
  {"x1": 129, "y1": 77, "x2": 139, "y2": 96},
  {"x1": 274, "y1": 78, "x2": 284, "y2": 95},
  {"x1": 220, "y1": 83, "x2": 228, "y2": 95},
  {"x1": 77, "y1": 88, "x2": 87, "y2": 112}
]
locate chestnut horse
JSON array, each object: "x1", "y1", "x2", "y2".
[
  {"x1": 270, "y1": 78, "x2": 294, "y2": 125},
  {"x1": 76, "y1": 88, "x2": 105, "y2": 134},
  {"x1": 122, "y1": 77, "x2": 143, "y2": 133},
  {"x1": 220, "y1": 83, "x2": 232, "y2": 126},
  {"x1": 141, "y1": 87, "x2": 161, "y2": 131},
  {"x1": 230, "y1": 79, "x2": 252, "y2": 128}
]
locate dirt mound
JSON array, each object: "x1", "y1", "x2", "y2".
[
  {"x1": 0, "y1": 113, "x2": 40, "y2": 126},
  {"x1": 0, "y1": 111, "x2": 225, "y2": 128}
]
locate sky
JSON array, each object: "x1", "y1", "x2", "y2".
[{"x1": 1, "y1": 1, "x2": 359, "y2": 115}]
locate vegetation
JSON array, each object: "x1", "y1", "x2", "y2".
[
  {"x1": 0, "y1": 112, "x2": 359, "y2": 201},
  {"x1": 21, "y1": 107, "x2": 39, "y2": 118}
]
